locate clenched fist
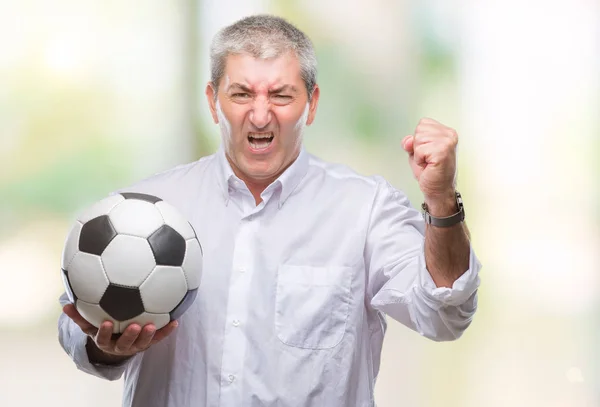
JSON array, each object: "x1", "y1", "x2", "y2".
[{"x1": 402, "y1": 118, "x2": 458, "y2": 202}]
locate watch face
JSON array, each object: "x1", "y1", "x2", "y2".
[{"x1": 456, "y1": 192, "x2": 464, "y2": 215}]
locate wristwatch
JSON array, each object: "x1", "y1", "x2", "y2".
[{"x1": 421, "y1": 191, "x2": 465, "y2": 227}]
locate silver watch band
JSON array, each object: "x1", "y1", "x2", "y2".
[{"x1": 421, "y1": 191, "x2": 465, "y2": 227}]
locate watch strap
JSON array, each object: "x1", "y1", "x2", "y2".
[{"x1": 421, "y1": 191, "x2": 465, "y2": 227}]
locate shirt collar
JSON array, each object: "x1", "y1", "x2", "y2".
[
  {"x1": 215, "y1": 145, "x2": 235, "y2": 205},
  {"x1": 215, "y1": 144, "x2": 309, "y2": 208},
  {"x1": 276, "y1": 147, "x2": 309, "y2": 208}
]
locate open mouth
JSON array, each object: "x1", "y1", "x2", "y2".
[{"x1": 248, "y1": 132, "x2": 274, "y2": 150}]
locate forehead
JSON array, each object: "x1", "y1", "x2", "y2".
[{"x1": 222, "y1": 52, "x2": 303, "y2": 90}]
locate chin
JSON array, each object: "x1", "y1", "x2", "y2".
[
  {"x1": 245, "y1": 164, "x2": 276, "y2": 180},
  {"x1": 243, "y1": 158, "x2": 281, "y2": 179}
]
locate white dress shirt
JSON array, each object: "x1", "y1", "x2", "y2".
[{"x1": 58, "y1": 145, "x2": 481, "y2": 407}]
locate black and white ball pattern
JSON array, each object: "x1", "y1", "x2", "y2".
[{"x1": 61, "y1": 192, "x2": 202, "y2": 333}]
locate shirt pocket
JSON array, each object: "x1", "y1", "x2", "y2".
[{"x1": 275, "y1": 264, "x2": 352, "y2": 350}]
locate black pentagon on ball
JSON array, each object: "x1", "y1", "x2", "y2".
[
  {"x1": 61, "y1": 269, "x2": 78, "y2": 303},
  {"x1": 120, "y1": 192, "x2": 162, "y2": 204},
  {"x1": 148, "y1": 224, "x2": 186, "y2": 266},
  {"x1": 99, "y1": 284, "x2": 145, "y2": 322},
  {"x1": 170, "y1": 288, "x2": 198, "y2": 321},
  {"x1": 79, "y1": 215, "x2": 117, "y2": 255}
]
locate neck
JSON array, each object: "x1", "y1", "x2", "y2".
[
  {"x1": 225, "y1": 150, "x2": 300, "y2": 206},
  {"x1": 242, "y1": 178, "x2": 271, "y2": 205}
]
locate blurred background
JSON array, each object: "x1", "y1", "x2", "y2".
[{"x1": 1, "y1": 0, "x2": 598, "y2": 405}]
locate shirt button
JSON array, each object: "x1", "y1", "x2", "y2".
[
  {"x1": 228, "y1": 374, "x2": 235, "y2": 382},
  {"x1": 239, "y1": 267, "x2": 246, "y2": 273},
  {"x1": 232, "y1": 319, "x2": 240, "y2": 327}
]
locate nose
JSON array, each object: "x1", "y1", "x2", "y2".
[{"x1": 249, "y1": 98, "x2": 272, "y2": 130}]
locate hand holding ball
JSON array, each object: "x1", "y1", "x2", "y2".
[{"x1": 61, "y1": 192, "x2": 202, "y2": 344}]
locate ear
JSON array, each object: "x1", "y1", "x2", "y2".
[
  {"x1": 306, "y1": 84, "x2": 320, "y2": 126},
  {"x1": 205, "y1": 82, "x2": 219, "y2": 124}
]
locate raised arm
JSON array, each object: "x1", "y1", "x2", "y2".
[{"x1": 367, "y1": 118, "x2": 481, "y2": 341}]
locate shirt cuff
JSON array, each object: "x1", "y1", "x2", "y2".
[{"x1": 417, "y1": 242, "x2": 481, "y2": 308}]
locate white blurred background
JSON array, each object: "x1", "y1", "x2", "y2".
[{"x1": 0, "y1": 0, "x2": 598, "y2": 406}]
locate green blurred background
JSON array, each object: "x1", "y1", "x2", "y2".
[{"x1": 1, "y1": 0, "x2": 598, "y2": 405}]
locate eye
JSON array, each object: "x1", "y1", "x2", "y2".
[
  {"x1": 231, "y1": 93, "x2": 250, "y2": 98},
  {"x1": 271, "y1": 94, "x2": 293, "y2": 105}
]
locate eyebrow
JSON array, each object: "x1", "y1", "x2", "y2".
[
  {"x1": 269, "y1": 85, "x2": 299, "y2": 94},
  {"x1": 226, "y1": 83, "x2": 299, "y2": 94},
  {"x1": 227, "y1": 83, "x2": 253, "y2": 93}
]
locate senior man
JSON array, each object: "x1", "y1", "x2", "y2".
[{"x1": 59, "y1": 14, "x2": 481, "y2": 407}]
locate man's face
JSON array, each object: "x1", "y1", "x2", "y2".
[{"x1": 206, "y1": 52, "x2": 319, "y2": 186}]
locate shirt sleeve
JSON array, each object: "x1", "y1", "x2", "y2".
[
  {"x1": 365, "y1": 178, "x2": 482, "y2": 341},
  {"x1": 58, "y1": 293, "x2": 130, "y2": 381}
]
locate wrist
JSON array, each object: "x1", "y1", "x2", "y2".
[{"x1": 423, "y1": 190, "x2": 458, "y2": 217}]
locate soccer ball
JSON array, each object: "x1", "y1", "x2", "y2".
[{"x1": 61, "y1": 192, "x2": 202, "y2": 333}]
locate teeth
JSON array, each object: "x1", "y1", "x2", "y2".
[
  {"x1": 248, "y1": 133, "x2": 273, "y2": 139},
  {"x1": 249, "y1": 137, "x2": 273, "y2": 150}
]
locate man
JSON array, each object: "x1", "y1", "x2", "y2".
[{"x1": 59, "y1": 14, "x2": 480, "y2": 406}]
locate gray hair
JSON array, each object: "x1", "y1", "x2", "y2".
[{"x1": 210, "y1": 15, "x2": 318, "y2": 100}]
